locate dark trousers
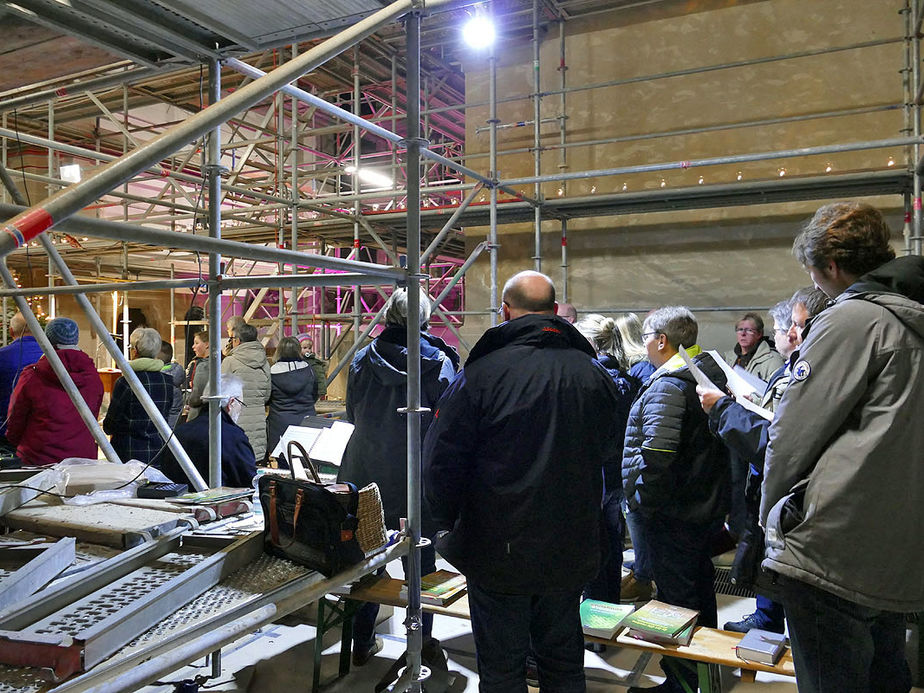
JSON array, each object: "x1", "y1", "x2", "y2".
[
  {"x1": 778, "y1": 576, "x2": 911, "y2": 693},
  {"x1": 754, "y1": 593, "x2": 785, "y2": 631},
  {"x1": 353, "y1": 543, "x2": 436, "y2": 648},
  {"x1": 727, "y1": 451, "x2": 748, "y2": 537},
  {"x1": 585, "y1": 486, "x2": 624, "y2": 602},
  {"x1": 467, "y1": 582, "x2": 585, "y2": 693},
  {"x1": 635, "y1": 512, "x2": 718, "y2": 692}
]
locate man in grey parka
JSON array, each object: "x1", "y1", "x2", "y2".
[
  {"x1": 221, "y1": 321, "x2": 271, "y2": 461},
  {"x1": 762, "y1": 201, "x2": 924, "y2": 693}
]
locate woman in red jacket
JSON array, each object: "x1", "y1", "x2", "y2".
[{"x1": 7, "y1": 317, "x2": 104, "y2": 465}]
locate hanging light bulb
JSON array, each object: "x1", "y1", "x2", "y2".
[
  {"x1": 778, "y1": 168, "x2": 786, "y2": 177},
  {"x1": 736, "y1": 171, "x2": 743, "y2": 181},
  {"x1": 825, "y1": 163, "x2": 832, "y2": 173},
  {"x1": 590, "y1": 185, "x2": 596, "y2": 194},
  {"x1": 557, "y1": 187, "x2": 564, "y2": 196},
  {"x1": 698, "y1": 176, "x2": 705, "y2": 185},
  {"x1": 887, "y1": 156, "x2": 895, "y2": 167},
  {"x1": 622, "y1": 182, "x2": 628, "y2": 191},
  {"x1": 660, "y1": 178, "x2": 666, "y2": 188}
]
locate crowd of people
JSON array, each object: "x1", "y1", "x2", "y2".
[
  {"x1": 0, "y1": 200, "x2": 919, "y2": 692},
  {"x1": 0, "y1": 312, "x2": 328, "y2": 482}
]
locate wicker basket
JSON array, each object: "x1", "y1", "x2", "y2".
[{"x1": 356, "y1": 482, "x2": 388, "y2": 555}]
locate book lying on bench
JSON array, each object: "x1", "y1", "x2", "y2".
[
  {"x1": 621, "y1": 599, "x2": 698, "y2": 645},
  {"x1": 580, "y1": 599, "x2": 635, "y2": 639},
  {"x1": 627, "y1": 622, "x2": 695, "y2": 646},
  {"x1": 736, "y1": 628, "x2": 787, "y2": 665},
  {"x1": 399, "y1": 570, "x2": 467, "y2": 606}
]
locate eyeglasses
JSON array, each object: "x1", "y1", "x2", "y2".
[
  {"x1": 735, "y1": 327, "x2": 759, "y2": 335},
  {"x1": 641, "y1": 331, "x2": 661, "y2": 340}
]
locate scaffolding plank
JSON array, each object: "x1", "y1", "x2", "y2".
[{"x1": 0, "y1": 539, "x2": 76, "y2": 609}]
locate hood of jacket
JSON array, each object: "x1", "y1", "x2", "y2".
[
  {"x1": 130, "y1": 357, "x2": 164, "y2": 372},
  {"x1": 354, "y1": 324, "x2": 449, "y2": 387},
  {"x1": 848, "y1": 255, "x2": 924, "y2": 305},
  {"x1": 270, "y1": 359, "x2": 314, "y2": 395},
  {"x1": 466, "y1": 314, "x2": 595, "y2": 366},
  {"x1": 228, "y1": 341, "x2": 268, "y2": 369},
  {"x1": 34, "y1": 349, "x2": 98, "y2": 388},
  {"x1": 839, "y1": 258, "x2": 924, "y2": 342}
]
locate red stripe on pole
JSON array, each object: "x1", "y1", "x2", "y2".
[
  {"x1": 353, "y1": 239, "x2": 360, "y2": 248},
  {"x1": 5, "y1": 208, "x2": 53, "y2": 247}
]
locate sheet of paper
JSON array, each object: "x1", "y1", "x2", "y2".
[
  {"x1": 703, "y1": 350, "x2": 775, "y2": 421},
  {"x1": 732, "y1": 363, "x2": 769, "y2": 393},
  {"x1": 705, "y1": 350, "x2": 761, "y2": 399},
  {"x1": 308, "y1": 420, "x2": 355, "y2": 466},
  {"x1": 678, "y1": 345, "x2": 719, "y2": 391},
  {"x1": 269, "y1": 426, "x2": 322, "y2": 463}
]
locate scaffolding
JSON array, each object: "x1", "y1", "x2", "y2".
[{"x1": 0, "y1": 1, "x2": 922, "y2": 688}]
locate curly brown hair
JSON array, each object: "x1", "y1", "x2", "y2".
[{"x1": 792, "y1": 202, "x2": 895, "y2": 277}]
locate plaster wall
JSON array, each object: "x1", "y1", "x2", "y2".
[{"x1": 455, "y1": 0, "x2": 910, "y2": 353}]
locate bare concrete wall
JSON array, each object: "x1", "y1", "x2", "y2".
[{"x1": 456, "y1": 0, "x2": 909, "y2": 354}]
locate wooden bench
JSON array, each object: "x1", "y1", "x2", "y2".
[{"x1": 320, "y1": 575, "x2": 795, "y2": 692}]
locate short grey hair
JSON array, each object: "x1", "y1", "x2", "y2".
[
  {"x1": 643, "y1": 306, "x2": 698, "y2": 350},
  {"x1": 130, "y1": 327, "x2": 163, "y2": 358},
  {"x1": 768, "y1": 300, "x2": 792, "y2": 329},
  {"x1": 208, "y1": 374, "x2": 244, "y2": 409},
  {"x1": 384, "y1": 287, "x2": 431, "y2": 328},
  {"x1": 575, "y1": 314, "x2": 628, "y2": 370}
]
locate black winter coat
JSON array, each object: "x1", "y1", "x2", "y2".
[
  {"x1": 161, "y1": 409, "x2": 257, "y2": 488},
  {"x1": 339, "y1": 325, "x2": 457, "y2": 531},
  {"x1": 622, "y1": 349, "x2": 730, "y2": 525},
  {"x1": 266, "y1": 360, "x2": 318, "y2": 461},
  {"x1": 423, "y1": 314, "x2": 624, "y2": 594}
]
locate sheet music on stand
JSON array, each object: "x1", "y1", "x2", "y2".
[
  {"x1": 269, "y1": 419, "x2": 355, "y2": 478},
  {"x1": 679, "y1": 346, "x2": 774, "y2": 421}
]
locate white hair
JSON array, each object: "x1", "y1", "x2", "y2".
[{"x1": 130, "y1": 327, "x2": 163, "y2": 358}]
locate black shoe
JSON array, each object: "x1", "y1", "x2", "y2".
[
  {"x1": 723, "y1": 612, "x2": 784, "y2": 634},
  {"x1": 352, "y1": 635, "x2": 383, "y2": 667}
]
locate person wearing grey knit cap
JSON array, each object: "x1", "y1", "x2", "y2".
[
  {"x1": 6, "y1": 316, "x2": 103, "y2": 465},
  {"x1": 45, "y1": 317, "x2": 80, "y2": 348}
]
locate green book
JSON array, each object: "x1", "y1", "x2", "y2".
[
  {"x1": 580, "y1": 599, "x2": 635, "y2": 639},
  {"x1": 399, "y1": 570, "x2": 467, "y2": 606},
  {"x1": 621, "y1": 599, "x2": 698, "y2": 639},
  {"x1": 627, "y1": 622, "x2": 695, "y2": 647}
]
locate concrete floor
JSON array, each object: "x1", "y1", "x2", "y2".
[{"x1": 141, "y1": 554, "x2": 922, "y2": 693}]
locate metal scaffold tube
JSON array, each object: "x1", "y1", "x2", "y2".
[
  {"x1": 532, "y1": 0, "x2": 542, "y2": 272},
  {"x1": 489, "y1": 40, "x2": 499, "y2": 328},
  {"x1": 403, "y1": 10, "x2": 425, "y2": 692},
  {"x1": 500, "y1": 136, "x2": 924, "y2": 187},
  {"x1": 0, "y1": 203, "x2": 402, "y2": 279},
  {"x1": 0, "y1": 0, "x2": 461, "y2": 259},
  {"x1": 207, "y1": 58, "x2": 223, "y2": 488}
]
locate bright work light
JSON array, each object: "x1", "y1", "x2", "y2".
[{"x1": 463, "y1": 14, "x2": 495, "y2": 49}]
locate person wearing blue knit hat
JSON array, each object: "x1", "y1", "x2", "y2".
[{"x1": 7, "y1": 316, "x2": 103, "y2": 465}]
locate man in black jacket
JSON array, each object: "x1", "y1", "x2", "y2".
[
  {"x1": 423, "y1": 271, "x2": 622, "y2": 693},
  {"x1": 622, "y1": 306, "x2": 729, "y2": 693}
]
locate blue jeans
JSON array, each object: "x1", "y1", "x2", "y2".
[
  {"x1": 353, "y1": 543, "x2": 436, "y2": 649},
  {"x1": 624, "y1": 505, "x2": 652, "y2": 582},
  {"x1": 778, "y1": 576, "x2": 911, "y2": 693},
  {"x1": 467, "y1": 582, "x2": 585, "y2": 693},
  {"x1": 585, "y1": 486, "x2": 624, "y2": 602},
  {"x1": 634, "y1": 512, "x2": 718, "y2": 692}
]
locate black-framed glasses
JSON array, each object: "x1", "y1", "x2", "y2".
[
  {"x1": 229, "y1": 396, "x2": 246, "y2": 408},
  {"x1": 735, "y1": 327, "x2": 759, "y2": 335},
  {"x1": 641, "y1": 331, "x2": 660, "y2": 339}
]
